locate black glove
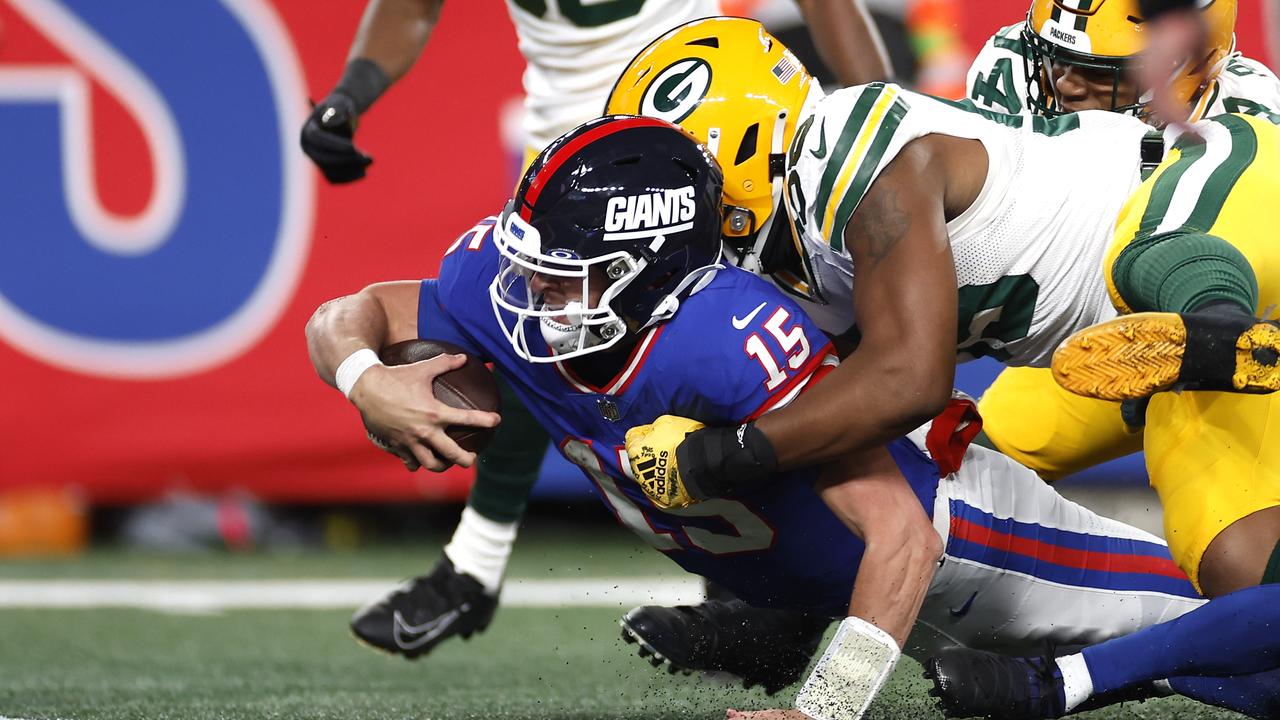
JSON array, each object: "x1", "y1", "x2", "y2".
[
  {"x1": 299, "y1": 58, "x2": 390, "y2": 184},
  {"x1": 301, "y1": 92, "x2": 372, "y2": 183},
  {"x1": 676, "y1": 422, "x2": 779, "y2": 501}
]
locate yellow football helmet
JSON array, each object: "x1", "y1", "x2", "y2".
[
  {"x1": 1023, "y1": 0, "x2": 1236, "y2": 121},
  {"x1": 606, "y1": 17, "x2": 817, "y2": 276}
]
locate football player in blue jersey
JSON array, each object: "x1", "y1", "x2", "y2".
[
  {"x1": 306, "y1": 116, "x2": 1231, "y2": 719},
  {"x1": 299, "y1": 0, "x2": 898, "y2": 670}
]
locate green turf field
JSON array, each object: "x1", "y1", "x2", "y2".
[{"x1": 0, "y1": 525, "x2": 1244, "y2": 719}]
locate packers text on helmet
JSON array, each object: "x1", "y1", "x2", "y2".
[{"x1": 1022, "y1": 0, "x2": 1236, "y2": 121}]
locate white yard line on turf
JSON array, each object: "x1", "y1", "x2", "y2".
[{"x1": 0, "y1": 577, "x2": 702, "y2": 611}]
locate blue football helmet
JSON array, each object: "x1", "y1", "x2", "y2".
[{"x1": 490, "y1": 115, "x2": 724, "y2": 363}]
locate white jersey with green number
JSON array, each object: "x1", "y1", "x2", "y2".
[
  {"x1": 785, "y1": 83, "x2": 1152, "y2": 366},
  {"x1": 505, "y1": 0, "x2": 719, "y2": 152},
  {"x1": 965, "y1": 23, "x2": 1280, "y2": 121}
]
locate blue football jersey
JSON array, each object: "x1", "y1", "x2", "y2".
[{"x1": 417, "y1": 217, "x2": 942, "y2": 616}]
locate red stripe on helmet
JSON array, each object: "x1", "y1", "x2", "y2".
[{"x1": 520, "y1": 116, "x2": 673, "y2": 220}]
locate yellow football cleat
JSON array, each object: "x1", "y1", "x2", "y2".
[{"x1": 1052, "y1": 311, "x2": 1280, "y2": 401}]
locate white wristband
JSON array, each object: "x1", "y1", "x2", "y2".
[
  {"x1": 335, "y1": 348, "x2": 382, "y2": 398},
  {"x1": 795, "y1": 616, "x2": 901, "y2": 720}
]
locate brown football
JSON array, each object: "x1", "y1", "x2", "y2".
[{"x1": 378, "y1": 339, "x2": 500, "y2": 453}]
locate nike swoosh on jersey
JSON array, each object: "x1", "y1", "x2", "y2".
[
  {"x1": 732, "y1": 302, "x2": 769, "y2": 330},
  {"x1": 949, "y1": 591, "x2": 978, "y2": 618},
  {"x1": 393, "y1": 603, "x2": 469, "y2": 649},
  {"x1": 810, "y1": 118, "x2": 828, "y2": 159}
]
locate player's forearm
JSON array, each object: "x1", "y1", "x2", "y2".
[
  {"x1": 306, "y1": 282, "x2": 418, "y2": 387},
  {"x1": 795, "y1": 0, "x2": 894, "y2": 86},
  {"x1": 347, "y1": 0, "x2": 444, "y2": 83},
  {"x1": 792, "y1": 472, "x2": 934, "y2": 720},
  {"x1": 817, "y1": 453, "x2": 941, "y2": 647},
  {"x1": 761, "y1": 156, "x2": 956, "y2": 469},
  {"x1": 307, "y1": 294, "x2": 393, "y2": 388},
  {"x1": 846, "y1": 532, "x2": 938, "y2": 647},
  {"x1": 757, "y1": 351, "x2": 950, "y2": 469}
]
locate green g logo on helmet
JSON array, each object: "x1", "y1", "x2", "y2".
[{"x1": 640, "y1": 58, "x2": 712, "y2": 124}]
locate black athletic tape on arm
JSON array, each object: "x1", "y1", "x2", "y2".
[
  {"x1": 677, "y1": 423, "x2": 778, "y2": 501},
  {"x1": 1262, "y1": 539, "x2": 1280, "y2": 585},
  {"x1": 336, "y1": 58, "x2": 392, "y2": 114}
]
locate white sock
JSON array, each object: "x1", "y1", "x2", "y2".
[
  {"x1": 1055, "y1": 653, "x2": 1095, "y2": 713},
  {"x1": 442, "y1": 506, "x2": 518, "y2": 595}
]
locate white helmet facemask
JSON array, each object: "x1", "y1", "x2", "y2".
[{"x1": 489, "y1": 206, "x2": 641, "y2": 364}]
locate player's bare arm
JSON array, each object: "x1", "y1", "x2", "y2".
[
  {"x1": 347, "y1": 0, "x2": 444, "y2": 83},
  {"x1": 307, "y1": 281, "x2": 418, "y2": 380},
  {"x1": 819, "y1": 445, "x2": 941, "y2": 648},
  {"x1": 793, "y1": 0, "x2": 894, "y2": 86},
  {"x1": 771, "y1": 446, "x2": 943, "y2": 720},
  {"x1": 724, "y1": 447, "x2": 941, "y2": 720},
  {"x1": 756, "y1": 138, "x2": 966, "y2": 470},
  {"x1": 305, "y1": 281, "x2": 499, "y2": 471},
  {"x1": 300, "y1": 0, "x2": 444, "y2": 182}
]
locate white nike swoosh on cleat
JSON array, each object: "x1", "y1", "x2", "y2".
[
  {"x1": 732, "y1": 302, "x2": 769, "y2": 330},
  {"x1": 392, "y1": 603, "x2": 469, "y2": 649}
]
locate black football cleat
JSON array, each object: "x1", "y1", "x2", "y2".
[
  {"x1": 350, "y1": 554, "x2": 498, "y2": 659},
  {"x1": 925, "y1": 647, "x2": 1067, "y2": 719},
  {"x1": 1053, "y1": 310, "x2": 1280, "y2": 401},
  {"x1": 619, "y1": 599, "x2": 831, "y2": 695},
  {"x1": 925, "y1": 647, "x2": 1163, "y2": 719}
]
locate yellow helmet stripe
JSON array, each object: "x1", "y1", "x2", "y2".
[{"x1": 821, "y1": 84, "x2": 903, "y2": 243}]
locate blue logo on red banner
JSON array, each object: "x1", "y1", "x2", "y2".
[{"x1": 0, "y1": 0, "x2": 312, "y2": 378}]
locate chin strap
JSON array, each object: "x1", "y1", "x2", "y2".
[
  {"x1": 737, "y1": 109, "x2": 792, "y2": 276},
  {"x1": 644, "y1": 260, "x2": 724, "y2": 328}
]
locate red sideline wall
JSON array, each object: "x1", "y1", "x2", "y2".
[
  {"x1": 0, "y1": 0, "x2": 1272, "y2": 504},
  {"x1": 0, "y1": 0, "x2": 523, "y2": 502}
]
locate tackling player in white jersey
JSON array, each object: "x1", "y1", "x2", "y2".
[{"x1": 609, "y1": 16, "x2": 1280, "y2": 718}]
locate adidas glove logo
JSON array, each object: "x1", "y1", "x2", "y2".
[{"x1": 634, "y1": 447, "x2": 672, "y2": 500}]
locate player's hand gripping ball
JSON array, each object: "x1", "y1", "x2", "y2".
[
  {"x1": 367, "y1": 340, "x2": 500, "y2": 467},
  {"x1": 625, "y1": 415, "x2": 706, "y2": 509}
]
